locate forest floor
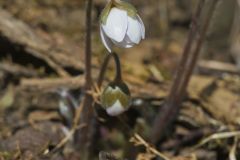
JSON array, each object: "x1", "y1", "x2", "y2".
[{"x1": 0, "y1": 0, "x2": 239, "y2": 160}]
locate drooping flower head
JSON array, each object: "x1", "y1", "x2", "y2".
[
  {"x1": 101, "y1": 81, "x2": 131, "y2": 116},
  {"x1": 100, "y1": 0, "x2": 145, "y2": 53}
]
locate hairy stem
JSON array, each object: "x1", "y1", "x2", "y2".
[
  {"x1": 85, "y1": 0, "x2": 93, "y2": 88},
  {"x1": 151, "y1": 0, "x2": 220, "y2": 143},
  {"x1": 112, "y1": 52, "x2": 122, "y2": 82},
  {"x1": 98, "y1": 52, "x2": 122, "y2": 88},
  {"x1": 98, "y1": 54, "x2": 111, "y2": 87},
  {"x1": 75, "y1": 0, "x2": 95, "y2": 159}
]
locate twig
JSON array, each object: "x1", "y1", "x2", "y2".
[
  {"x1": 19, "y1": 76, "x2": 84, "y2": 92},
  {"x1": 198, "y1": 60, "x2": 240, "y2": 75},
  {"x1": 152, "y1": 0, "x2": 220, "y2": 143},
  {"x1": 0, "y1": 62, "x2": 39, "y2": 77}
]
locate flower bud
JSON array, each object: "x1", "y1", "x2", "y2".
[
  {"x1": 101, "y1": 81, "x2": 131, "y2": 116},
  {"x1": 100, "y1": 0, "x2": 145, "y2": 52}
]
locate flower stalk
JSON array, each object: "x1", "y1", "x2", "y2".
[
  {"x1": 74, "y1": 0, "x2": 95, "y2": 159},
  {"x1": 151, "y1": 0, "x2": 220, "y2": 143},
  {"x1": 112, "y1": 52, "x2": 122, "y2": 82},
  {"x1": 98, "y1": 52, "x2": 122, "y2": 87}
]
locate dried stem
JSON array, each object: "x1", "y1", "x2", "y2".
[{"x1": 151, "y1": 0, "x2": 220, "y2": 143}]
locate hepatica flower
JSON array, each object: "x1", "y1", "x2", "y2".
[
  {"x1": 101, "y1": 81, "x2": 131, "y2": 116},
  {"x1": 100, "y1": 0, "x2": 145, "y2": 52}
]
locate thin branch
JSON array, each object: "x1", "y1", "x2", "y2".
[
  {"x1": 20, "y1": 76, "x2": 84, "y2": 92},
  {"x1": 151, "y1": 0, "x2": 220, "y2": 143}
]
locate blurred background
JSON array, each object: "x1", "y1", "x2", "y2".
[{"x1": 0, "y1": 0, "x2": 239, "y2": 160}]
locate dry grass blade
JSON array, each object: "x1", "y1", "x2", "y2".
[
  {"x1": 51, "y1": 99, "x2": 85, "y2": 152},
  {"x1": 229, "y1": 137, "x2": 238, "y2": 160},
  {"x1": 130, "y1": 133, "x2": 170, "y2": 160},
  {"x1": 194, "y1": 131, "x2": 240, "y2": 149}
]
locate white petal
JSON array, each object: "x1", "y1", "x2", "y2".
[
  {"x1": 126, "y1": 16, "x2": 142, "y2": 44},
  {"x1": 137, "y1": 15, "x2": 145, "y2": 39},
  {"x1": 112, "y1": 35, "x2": 135, "y2": 48},
  {"x1": 106, "y1": 100, "x2": 125, "y2": 116},
  {"x1": 100, "y1": 26, "x2": 113, "y2": 53},
  {"x1": 102, "y1": 8, "x2": 128, "y2": 42}
]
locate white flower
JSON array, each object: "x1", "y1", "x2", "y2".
[
  {"x1": 106, "y1": 99, "x2": 126, "y2": 116},
  {"x1": 100, "y1": 1, "x2": 145, "y2": 53},
  {"x1": 101, "y1": 81, "x2": 131, "y2": 116}
]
